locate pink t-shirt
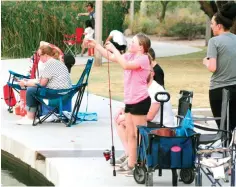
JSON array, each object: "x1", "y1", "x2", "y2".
[{"x1": 123, "y1": 53, "x2": 150, "y2": 104}]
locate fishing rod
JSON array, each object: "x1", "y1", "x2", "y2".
[{"x1": 107, "y1": 49, "x2": 116, "y2": 176}]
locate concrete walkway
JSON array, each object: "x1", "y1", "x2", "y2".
[{"x1": 1, "y1": 44, "x2": 232, "y2": 186}]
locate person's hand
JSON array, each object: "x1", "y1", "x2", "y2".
[
  {"x1": 104, "y1": 41, "x2": 116, "y2": 53},
  {"x1": 116, "y1": 114, "x2": 125, "y2": 127},
  {"x1": 77, "y1": 13, "x2": 81, "y2": 17},
  {"x1": 114, "y1": 107, "x2": 125, "y2": 122},
  {"x1": 203, "y1": 57, "x2": 209, "y2": 67},
  {"x1": 18, "y1": 80, "x2": 25, "y2": 88},
  {"x1": 85, "y1": 39, "x2": 96, "y2": 48}
]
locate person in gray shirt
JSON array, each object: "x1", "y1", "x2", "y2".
[{"x1": 203, "y1": 2, "x2": 236, "y2": 132}]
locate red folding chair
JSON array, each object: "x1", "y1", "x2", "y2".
[
  {"x1": 63, "y1": 33, "x2": 77, "y2": 56},
  {"x1": 63, "y1": 28, "x2": 84, "y2": 56},
  {"x1": 75, "y1": 27, "x2": 84, "y2": 53}
]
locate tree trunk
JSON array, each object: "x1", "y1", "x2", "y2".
[
  {"x1": 198, "y1": 1, "x2": 236, "y2": 35},
  {"x1": 198, "y1": 1, "x2": 216, "y2": 18},
  {"x1": 160, "y1": 1, "x2": 169, "y2": 23},
  {"x1": 205, "y1": 16, "x2": 211, "y2": 46}
]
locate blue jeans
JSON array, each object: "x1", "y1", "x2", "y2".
[
  {"x1": 26, "y1": 87, "x2": 39, "y2": 112},
  {"x1": 26, "y1": 87, "x2": 60, "y2": 113}
]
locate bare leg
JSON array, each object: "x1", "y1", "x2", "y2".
[
  {"x1": 81, "y1": 41, "x2": 85, "y2": 56},
  {"x1": 128, "y1": 114, "x2": 147, "y2": 168},
  {"x1": 126, "y1": 113, "x2": 136, "y2": 168},
  {"x1": 27, "y1": 111, "x2": 35, "y2": 120},
  {"x1": 115, "y1": 115, "x2": 128, "y2": 155}
]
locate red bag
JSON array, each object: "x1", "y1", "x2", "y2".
[{"x1": 3, "y1": 84, "x2": 16, "y2": 107}]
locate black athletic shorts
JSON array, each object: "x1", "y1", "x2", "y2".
[{"x1": 125, "y1": 96, "x2": 151, "y2": 115}]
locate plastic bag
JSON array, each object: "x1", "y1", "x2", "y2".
[{"x1": 175, "y1": 109, "x2": 194, "y2": 137}]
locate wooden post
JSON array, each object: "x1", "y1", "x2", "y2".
[
  {"x1": 94, "y1": 0, "x2": 103, "y2": 66},
  {"x1": 129, "y1": 0, "x2": 134, "y2": 33}
]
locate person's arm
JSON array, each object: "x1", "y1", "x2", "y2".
[
  {"x1": 78, "y1": 12, "x2": 89, "y2": 16},
  {"x1": 113, "y1": 49, "x2": 142, "y2": 70},
  {"x1": 105, "y1": 36, "x2": 113, "y2": 44},
  {"x1": 86, "y1": 39, "x2": 117, "y2": 61},
  {"x1": 18, "y1": 78, "x2": 48, "y2": 88},
  {"x1": 39, "y1": 78, "x2": 49, "y2": 87},
  {"x1": 204, "y1": 38, "x2": 217, "y2": 72},
  {"x1": 147, "y1": 103, "x2": 160, "y2": 121},
  {"x1": 203, "y1": 57, "x2": 217, "y2": 72},
  {"x1": 106, "y1": 42, "x2": 143, "y2": 70}
]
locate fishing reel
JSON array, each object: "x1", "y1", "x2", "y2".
[{"x1": 103, "y1": 149, "x2": 112, "y2": 161}]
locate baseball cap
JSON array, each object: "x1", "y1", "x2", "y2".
[{"x1": 86, "y1": 2, "x2": 94, "y2": 8}]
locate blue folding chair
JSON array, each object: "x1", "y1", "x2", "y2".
[
  {"x1": 5, "y1": 71, "x2": 30, "y2": 112},
  {"x1": 33, "y1": 58, "x2": 94, "y2": 127}
]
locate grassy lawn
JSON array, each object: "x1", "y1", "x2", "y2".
[{"x1": 71, "y1": 48, "x2": 212, "y2": 108}]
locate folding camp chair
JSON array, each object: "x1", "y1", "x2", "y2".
[
  {"x1": 176, "y1": 90, "x2": 193, "y2": 125},
  {"x1": 194, "y1": 88, "x2": 234, "y2": 186},
  {"x1": 33, "y1": 58, "x2": 93, "y2": 127},
  {"x1": 5, "y1": 50, "x2": 40, "y2": 112},
  {"x1": 63, "y1": 27, "x2": 84, "y2": 56},
  {"x1": 75, "y1": 27, "x2": 84, "y2": 53},
  {"x1": 176, "y1": 90, "x2": 221, "y2": 125}
]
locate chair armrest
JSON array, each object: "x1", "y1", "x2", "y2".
[
  {"x1": 194, "y1": 123, "x2": 231, "y2": 134},
  {"x1": 34, "y1": 83, "x2": 83, "y2": 97},
  {"x1": 9, "y1": 70, "x2": 30, "y2": 79},
  {"x1": 7, "y1": 82, "x2": 26, "y2": 90}
]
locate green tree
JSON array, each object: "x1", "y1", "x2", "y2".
[{"x1": 198, "y1": 1, "x2": 236, "y2": 34}]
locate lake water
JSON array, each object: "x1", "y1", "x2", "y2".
[{"x1": 1, "y1": 170, "x2": 26, "y2": 186}]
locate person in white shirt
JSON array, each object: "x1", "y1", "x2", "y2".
[
  {"x1": 81, "y1": 20, "x2": 94, "y2": 57},
  {"x1": 113, "y1": 70, "x2": 175, "y2": 169},
  {"x1": 147, "y1": 73, "x2": 175, "y2": 127},
  {"x1": 105, "y1": 30, "x2": 127, "y2": 54}
]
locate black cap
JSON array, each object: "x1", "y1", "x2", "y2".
[{"x1": 86, "y1": 2, "x2": 94, "y2": 8}]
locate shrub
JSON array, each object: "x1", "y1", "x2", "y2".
[
  {"x1": 131, "y1": 14, "x2": 158, "y2": 35},
  {"x1": 1, "y1": 1, "x2": 125, "y2": 58},
  {"x1": 168, "y1": 22, "x2": 205, "y2": 40}
]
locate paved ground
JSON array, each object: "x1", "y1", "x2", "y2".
[{"x1": 0, "y1": 41, "x2": 232, "y2": 186}]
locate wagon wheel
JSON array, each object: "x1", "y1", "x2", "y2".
[
  {"x1": 180, "y1": 169, "x2": 195, "y2": 184},
  {"x1": 133, "y1": 165, "x2": 147, "y2": 184}
]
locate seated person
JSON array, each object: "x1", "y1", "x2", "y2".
[
  {"x1": 16, "y1": 45, "x2": 72, "y2": 125},
  {"x1": 148, "y1": 48, "x2": 165, "y2": 87},
  {"x1": 105, "y1": 30, "x2": 127, "y2": 54},
  {"x1": 114, "y1": 70, "x2": 175, "y2": 167},
  {"x1": 37, "y1": 41, "x2": 64, "y2": 77}
]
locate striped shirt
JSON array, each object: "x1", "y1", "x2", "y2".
[{"x1": 40, "y1": 59, "x2": 72, "y2": 89}]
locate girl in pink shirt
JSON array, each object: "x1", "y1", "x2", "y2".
[{"x1": 87, "y1": 33, "x2": 151, "y2": 175}]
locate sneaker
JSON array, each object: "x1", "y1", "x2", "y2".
[
  {"x1": 119, "y1": 157, "x2": 128, "y2": 168},
  {"x1": 117, "y1": 163, "x2": 134, "y2": 177},
  {"x1": 110, "y1": 153, "x2": 127, "y2": 166},
  {"x1": 17, "y1": 117, "x2": 34, "y2": 125},
  {"x1": 40, "y1": 114, "x2": 58, "y2": 122},
  {"x1": 125, "y1": 168, "x2": 134, "y2": 177}
]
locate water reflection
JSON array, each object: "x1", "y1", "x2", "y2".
[{"x1": 1, "y1": 170, "x2": 26, "y2": 186}]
